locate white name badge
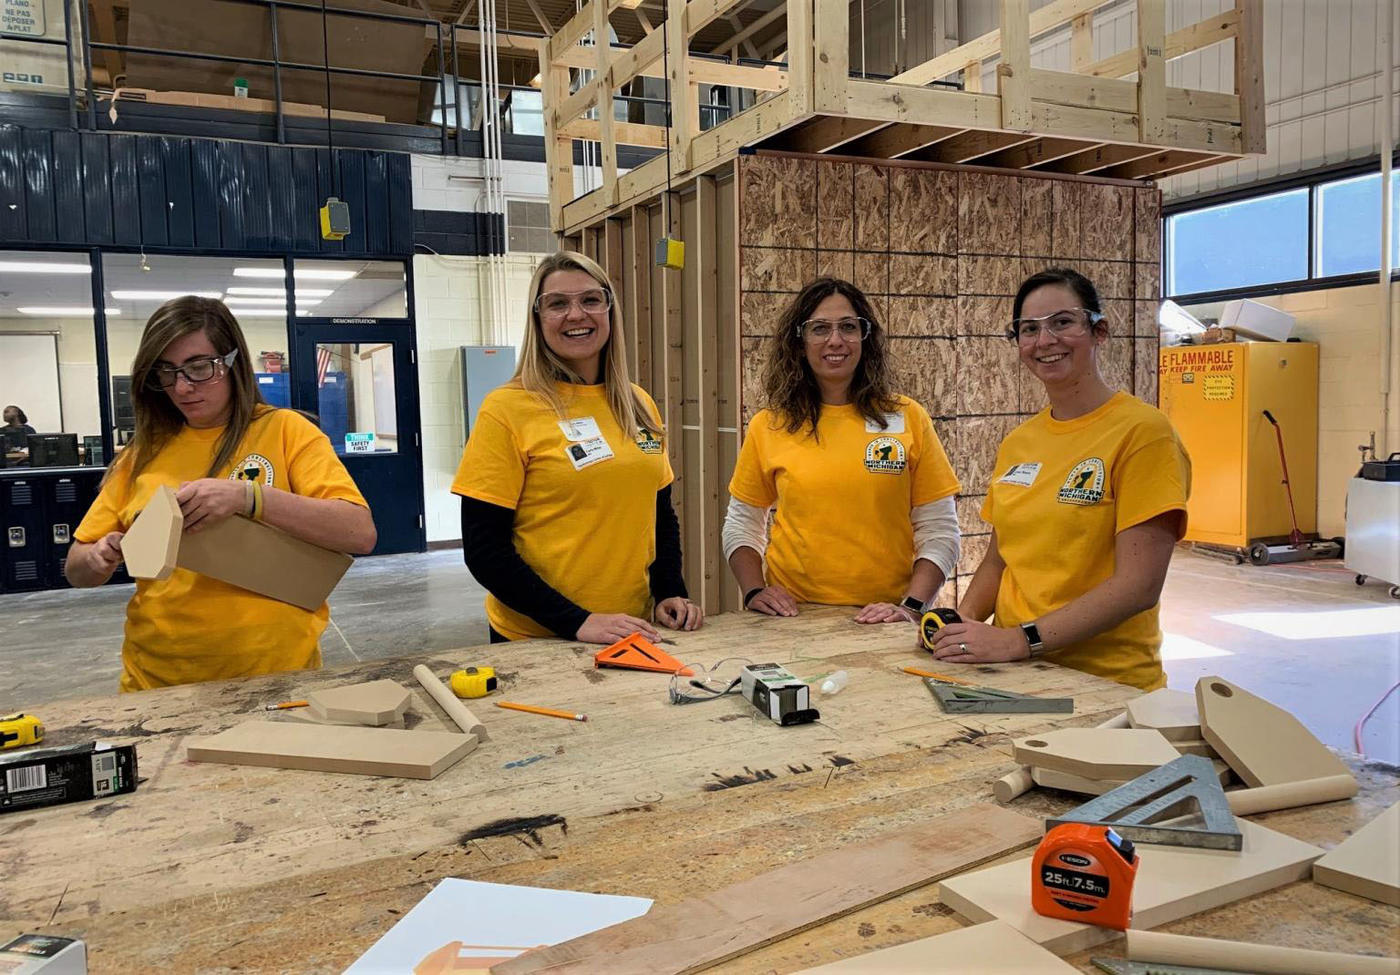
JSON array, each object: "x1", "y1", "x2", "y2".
[
  {"x1": 998, "y1": 462, "x2": 1042, "y2": 487},
  {"x1": 558, "y1": 417, "x2": 603, "y2": 442},
  {"x1": 866, "y1": 411, "x2": 905, "y2": 434},
  {"x1": 565, "y1": 436, "x2": 614, "y2": 470}
]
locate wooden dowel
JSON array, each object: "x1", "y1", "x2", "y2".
[
  {"x1": 1128, "y1": 930, "x2": 1400, "y2": 975},
  {"x1": 413, "y1": 665, "x2": 489, "y2": 743}
]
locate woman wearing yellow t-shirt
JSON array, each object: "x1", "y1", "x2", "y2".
[
  {"x1": 67, "y1": 297, "x2": 376, "y2": 691},
  {"x1": 452, "y1": 252, "x2": 701, "y2": 645},
  {"x1": 928, "y1": 267, "x2": 1190, "y2": 690},
  {"x1": 723, "y1": 277, "x2": 961, "y2": 622}
]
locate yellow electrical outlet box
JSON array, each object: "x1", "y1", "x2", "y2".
[
  {"x1": 654, "y1": 237, "x2": 684, "y2": 270},
  {"x1": 320, "y1": 197, "x2": 351, "y2": 241}
]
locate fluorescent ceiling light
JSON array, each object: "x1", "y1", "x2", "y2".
[
  {"x1": 17, "y1": 306, "x2": 120, "y2": 316},
  {"x1": 227, "y1": 308, "x2": 292, "y2": 317},
  {"x1": 233, "y1": 267, "x2": 356, "y2": 281},
  {"x1": 109, "y1": 290, "x2": 223, "y2": 301},
  {"x1": 0, "y1": 261, "x2": 91, "y2": 275},
  {"x1": 225, "y1": 296, "x2": 291, "y2": 305},
  {"x1": 226, "y1": 299, "x2": 322, "y2": 309},
  {"x1": 226, "y1": 287, "x2": 334, "y2": 297}
]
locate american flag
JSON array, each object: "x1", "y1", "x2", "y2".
[{"x1": 316, "y1": 346, "x2": 333, "y2": 388}]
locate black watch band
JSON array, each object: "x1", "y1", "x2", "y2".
[
  {"x1": 900, "y1": 595, "x2": 925, "y2": 613},
  {"x1": 743, "y1": 587, "x2": 765, "y2": 608},
  {"x1": 1020, "y1": 621, "x2": 1046, "y2": 656}
]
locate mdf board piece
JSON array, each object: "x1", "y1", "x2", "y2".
[
  {"x1": 489, "y1": 804, "x2": 1043, "y2": 975},
  {"x1": 306, "y1": 680, "x2": 412, "y2": 726},
  {"x1": 1127, "y1": 930, "x2": 1400, "y2": 975},
  {"x1": 1196, "y1": 676, "x2": 1353, "y2": 788},
  {"x1": 1031, "y1": 760, "x2": 1228, "y2": 796},
  {"x1": 414, "y1": 665, "x2": 489, "y2": 743},
  {"x1": 1011, "y1": 728, "x2": 1180, "y2": 781},
  {"x1": 1171, "y1": 738, "x2": 1218, "y2": 759},
  {"x1": 938, "y1": 819, "x2": 1323, "y2": 956},
  {"x1": 1312, "y1": 801, "x2": 1400, "y2": 907},
  {"x1": 281, "y1": 709, "x2": 406, "y2": 730},
  {"x1": 1125, "y1": 688, "x2": 1200, "y2": 741},
  {"x1": 123, "y1": 485, "x2": 353, "y2": 611},
  {"x1": 186, "y1": 721, "x2": 477, "y2": 780},
  {"x1": 792, "y1": 920, "x2": 1079, "y2": 974}
]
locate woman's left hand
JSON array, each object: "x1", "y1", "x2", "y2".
[
  {"x1": 854, "y1": 602, "x2": 917, "y2": 624},
  {"x1": 176, "y1": 478, "x2": 248, "y2": 532},
  {"x1": 928, "y1": 621, "x2": 1030, "y2": 663},
  {"x1": 655, "y1": 596, "x2": 703, "y2": 631}
]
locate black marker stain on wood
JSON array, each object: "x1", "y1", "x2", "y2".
[
  {"x1": 942, "y1": 724, "x2": 997, "y2": 748},
  {"x1": 787, "y1": 763, "x2": 813, "y2": 775},
  {"x1": 604, "y1": 804, "x2": 656, "y2": 816},
  {"x1": 713, "y1": 713, "x2": 745, "y2": 722},
  {"x1": 912, "y1": 902, "x2": 954, "y2": 918},
  {"x1": 459, "y1": 814, "x2": 568, "y2": 849},
  {"x1": 857, "y1": 922, "x2": 876, "y2": 937},
  {"x1": 827, "y1": 754, "x2": 855, "y2": 767},
  {"x1": 582, "y1": 669, "x2": 607, "y2": 684},
  {"x1": 703, "y1": 767, "x2": 776, "y2": 791}
]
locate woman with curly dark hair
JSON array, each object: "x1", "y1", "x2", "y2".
[{"x1": 722, "y1": 277, "x2": 960, "y2": 622}]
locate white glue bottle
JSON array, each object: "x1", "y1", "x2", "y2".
[{"x1": 820, "y1": 671, "x2": 849, "y2": 695}]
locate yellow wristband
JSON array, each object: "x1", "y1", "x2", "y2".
[
  {"x1": 251, "y1": 480, "x2": 264, "y2": 522},
  {"x1": 243, "y1": 479, "x2": 254, "y2": 517}
]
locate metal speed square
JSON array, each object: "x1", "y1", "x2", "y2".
[
  {"x1": 1092, "y1": 960, "x2": 1251, "y2": 975},
  {"x1": 922, "y1": 676, "x2": 1073, "y2": 714},
  {"x1": 1047, "y1": 754, "x2": 1242, "y2": 851}
]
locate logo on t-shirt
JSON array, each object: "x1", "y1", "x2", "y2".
[
  {"x1": 229, "y1": 453, "x2": 275, "y2": 485},
  {"x1": 1058, "y1": 458, "x2": 1106, "y2": 505},
  {"x1": 864, "y1": 436, "x2": 906, "y2": 474},
  {"x1": 636, "y1": 427, "x2": 664, "y2": 454}
]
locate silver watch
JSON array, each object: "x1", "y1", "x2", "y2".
[{"x1": 1020, "y1": 621, "x2": 1047, "y2": 656}]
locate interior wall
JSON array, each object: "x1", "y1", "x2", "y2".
[
  {"x1": 0, "y1": 317, "x2": 100, "y2": 439},
  {"x1": 736, "y1": 153, "x2": 1162, "y2": 609}
]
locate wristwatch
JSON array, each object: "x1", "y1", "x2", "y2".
[
  {"x1": 1020, "y1": 621, "x2": 1047, "y2": 657},
  {"x1": 900, "y1": 595, "x2": 925, "y2": 614}
]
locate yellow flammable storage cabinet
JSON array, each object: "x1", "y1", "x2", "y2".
[{"x1": 1159, "y1": 341, "x2": 1320, "y2": 561}]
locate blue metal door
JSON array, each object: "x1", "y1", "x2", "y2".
[{"x1": 290, "y1": 321, "x2": 425, "y2": 555}]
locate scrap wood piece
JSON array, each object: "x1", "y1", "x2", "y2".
[
  {"x1": 281, "y1": 709, "x2": 407, "y2": 730},
  {"x1": 1011, "y1": 728, "x2": 1180, "y2": 781},
  {"x1": 308, "y1": 679, "x2": 412, "y2": 726},
  {"x1": 1031, "y1": 758, "x2": 1228, "y2": 796},
  {"x1": 1125, "y1": 688, "x2": 1201, "y2": 741},
  {"x1": 1126, "y1": 929, "x2": 1400, "y2": 975},
  {"x1": 186, "y1": 720, "x2": 476, "y2": 780},
  {"x1": 414, "y1": 664, "x2": 489, "y2": 743},
  {"x1": 489, "y1": 803, "x2": 1043, "y2": 975},
  {"x1": 792, "y1": 919, "x2": 1078, "y2": 973},
  {"x1": 1312, "y1": 801, "x2": 1400, "y2": 907},
  {"x1": 938, "y1": 819, "x2": 1323, "y2": 956},
  {"x1": 1196, "y1": 676, "x2": 1354, "y2": 788}
]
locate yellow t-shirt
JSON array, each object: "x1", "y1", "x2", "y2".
[
  {"x1": 75, "y1": 408, "x2": 367, "y2": 692},
  {"x1": 981, "y1": 392, "x2": 1191, "y2": 691},
  {"x1": 729, "y1": 396, "x2": 960, "y2": 605},
  {"x1": 450, "y1": 381, "x2": 674, "y2": 640}
]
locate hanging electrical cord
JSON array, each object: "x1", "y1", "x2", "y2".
[
  {"x1": 859, "y1": 0, "x2": 865, "y2": 79},
  {"x1": 1353, "y1": 679, "x2": 1399, "y2": 759},
  {"x1": 320, "y1": 0, "x2": 337, "y2": 194},
  {"x1": 660, "y1": 0, "x2": 673, "y2": 236}
]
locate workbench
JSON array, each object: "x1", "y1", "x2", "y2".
[{"x1": 2, "y1": 608, "x2": 1396, "y2": 972}]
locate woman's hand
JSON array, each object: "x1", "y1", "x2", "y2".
[
  {"x1": 655, "y1": 597, "x2": 703, "y2": 631},
  {"x1": 576, "y1": 613, "x2": 661, "y2": 645},
  {"x1": 746, "y1": 585, "x2": 799, "y2": 617},
  {"x1": 928, "y1": 621, "x2": 1030, "y2": 663},
  {"x1": 176, "y1": 479, "x2": 249, "y2": 532},
  {"x1": 854, "y1": 602, "x2": 917, "y2": 624},
  {"x1": 90, "y1": 531, "x2": 125, "y2": 574}
]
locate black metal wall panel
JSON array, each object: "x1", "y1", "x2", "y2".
[
  {"x1": 0, "y1": 127, "x2": 24, "y2": 241},
  {"x1": 109, "y1": 133, "x2": 140, "y2": 246},
  {"x1": 387, "y1": 152, "x2": 412, "y2": 256},
  {"x1": 266, "y1": 146, "x2": 296, "y2": 254},
  {"x1": 241, "y1": 143, "x2": 272, "y2": 251},
  {"x1": 80, "y1": 133, "x2": 113, "y2": 246},
  {"x1": 364, "y1": 151, "x2": 389, "y2": 256},
  {"x1": 136, "y1": 136, "x2": 167, "y2": 247},
  {"x1": 22, "y1": 128, "x2": 55, "y2": 242},
  {"x1": 161, "y1": 138, "x2": 195, "y2": 249},
  {"x1": 338, "y1": 150, "x2": 366, "y2": 257},
  {"x1": 51, "y1": 131, "x2": 85, "y2": 244},
  {"x1": 291, "y1": 148, "x2": 320, "y2": 253},
  {"x1": 190, "y1": 139, "x2": 221, "y2": 249},
  {"x1": 216, "y1": 141, "x2": 245, "y2": 251}
]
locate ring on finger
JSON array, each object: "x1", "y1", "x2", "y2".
[{"x1": 959, "y1": 642, "x2": 968, "y2": 653}]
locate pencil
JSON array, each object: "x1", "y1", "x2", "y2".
[
  {"x1": 264, "y1": 700, "x2": 309, "y2": 710},
  {"x1": 900, "y1": 667, "x2": 972, "y2": 685},
  {"x1": 495, "y1": 701, "x2": 588, "y2": 722}
]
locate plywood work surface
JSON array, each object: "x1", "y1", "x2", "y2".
[{"x1": 2, "y1": 609, "x2": 1395, "y2": 974}]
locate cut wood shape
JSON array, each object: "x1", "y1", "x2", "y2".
[
  {"x1": 489, "y1": 804, "x2": 1043, "y2": 975},
  {"x1": 1127, "y1": 929, "x2": 1400, "y2": 975},
  {"x1": 1196, "y1": 676, "x2": 1353, "y2": 788},
  {"x1": 185, "y1": 721, "x2": 476, "y2": 779},
  {"x1": 1125, "y1": 688, "x2": 1200, "y2": 741},
  {"x1": 307, "y1": 680, "x2": 412, "y2": 726},
  {"x1": 122, "y1": 485, "x2": 354, "y2": 610},
  {"x1": 1171, "y1": 738, "x2": 1217, "y2": 759},
  {"x1": 280, "y1": 709, "x2": 408, "y2": 730},
  {"x1": 1312, "y1": 801, "x2": 1400, "y2": 907},
  {"x1": 1031, "y1": 759, "x2": 1228, "y2": 796},
  {"x1": 792, "y1": 919, "x2": 1079, "y2": 973},
  {"x1": 938, "y1": 819, "x2": 1323, "y2": 956},
  {"x1": 1011, "y1": 728, "x2": 1179, "y2": 780}
]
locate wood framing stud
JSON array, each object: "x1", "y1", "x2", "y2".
[
  {"x1": 998, "y1": 0, "x2": 1032, "y2": 131},
  {"x1": 1234, "y1": 0, "x2": 1265, "y2": 153},
  {"x1": 1138, "y1": 0, "x2": 1167, "y2": 143}
]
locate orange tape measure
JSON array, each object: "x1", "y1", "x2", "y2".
[{"x1": 1031, "y1": 823, "x2": 1139, "y2": 930}]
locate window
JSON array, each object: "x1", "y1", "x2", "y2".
[
  {"x1": 1166, "y1": 188, "x2": 1309, "y2": 297},
  {"x1": 294, "y1": 260, "x2": 407, "y2": 318},
  {"x1": 1314, "y1": 172, "x2": 1400, "y2": 277},
  {"x1": 504, "y1": 89, "x2": 544, "y2": 137},
  {"x1": 507, "y1": 200, "x2": 555, "y2": 254}
]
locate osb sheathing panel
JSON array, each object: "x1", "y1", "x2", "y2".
[
  {"x1": 889, "y1": 167, "x2": 957, "y2": 254},
  {"x1": 817, "y1": 162, "x2": 855, "y2": 251},
  {"x1": 739, "y1": 156, "x2": 817, "y2": 248}
]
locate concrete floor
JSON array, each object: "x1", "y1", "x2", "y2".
[{"x1": 3, "y1": 549, "x2": 1397, "y2": 765}]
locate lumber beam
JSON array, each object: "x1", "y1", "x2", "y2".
[
  {"x1": 771, "y1": 115, "x2": 884, "y2": 153},
  {"x1": 1084, "y1": 8, "x2": 1238, "y2": 78},
  {"x1": 998, "y1": 0, "x2": 1032, "y2": 130},
  {"x1": 786, "y1": 0, "x2": 814, "y2": 115},
  {"x1": 1234, "y1": 0, "x2": 1265, "y2": 153},
  {"x1": 1100, "y1": 148, "x2": 1217, "y2": 180},
  {"x1": 977, "y1": 136, "x2": 1096, "y2": 169},
  {"x1": 665, "y1": 0, "x2": 692, "y2": 168},
  {"x1": 812, "y1": 0, "x2": 849, "y2": 113},
  {"x1": 562, "y1": 118, "x2": 668, "y2": 147},
  {"x1": 913, "y1": 130, "x2": 1036, "y2": 164},
  {"x1": 541, "y1": 53, "x2": 574, "y2": 231},
  {"x1": 1034, "y1": 142, "x2": 1163, "y2": 174},
  {"x1": 594, "y1": 0, "x2": 619, "y2": 205},
  {"x1": 839, "y1": 123, "x2": 965, "y2": 158},
  {"x1": 554, "y1": 77, "x2": 601, "y2": 129},
  {"x1": 1070, "y1": 10, "x2": 1093, "y2": 71},
  {"x1": 525, "y1": 0, "x2": 554, "y2": 34},
  {"x1": 694, "y1": 174, "x2": 723, "y2": 613},
  {"x1": 1138, "y1": 0, "x2": 1167, "y2": 142}
]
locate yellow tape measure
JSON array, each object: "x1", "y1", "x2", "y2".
[
  {"x1": 0, "y1": 712, "x2": 44, "y2": 749},
  {"x1": 919, "y1": 608, "x2": 962, "y2": 652},
  {"x1": 449, "y1": 666, "x2": 497, "y2": 699}
]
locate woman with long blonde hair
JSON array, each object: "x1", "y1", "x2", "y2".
[
  {"x1": 452, "y1": 251, "x2": 701, "y2": 644},
  {"x1": 67, "y1": 297, "x2": 376, "y2": 690}
]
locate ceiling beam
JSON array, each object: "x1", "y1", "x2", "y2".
[{"x1": 524, "y1": 0, "x2": 555, "y2": 35}]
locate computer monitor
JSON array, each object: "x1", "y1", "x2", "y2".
[
  {"x1": 28, "y1": 433, "x2": 79, "y2": 467},
  {"x1": 82, "y1": 435, "x2": 105, "y2": 466}
]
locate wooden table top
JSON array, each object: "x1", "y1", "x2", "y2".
[{"x1": 2, "y1": 607, "x2": 1395, "y2": 973}]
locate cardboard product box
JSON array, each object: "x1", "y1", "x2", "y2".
[
  {"x1": 0, "y1": 741, "x2": 138, "y2": 814},
  {"x1": 0, "y1": 935, "x2": 87, "y2": 974},
  {"x1": 1219, "y1": 299, "x2": 1295, "y2": 342}
]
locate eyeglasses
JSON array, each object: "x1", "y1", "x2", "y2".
[
  {"x1": 1007, "y1": 308, "x2": 1104, "y2": 343},
  {"x1": 668, "y1": 657, "x2": 753, "y2": 705},
  {"x1": 534, "y1": 288, "x2": 613, "y2": 319},
  {"x1": 798, "y1": 317, "x2": 872, "y2": 342},
  {"x1": 146, "y1": 349, "x2": 239, "y2": 390}
]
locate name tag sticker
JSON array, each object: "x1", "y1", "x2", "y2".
[
  {"x1": 559, "y1": 417, "x2": 602, "y2": 442},
  {"x1": 867, "y1": 411, "x2": 905, "y2": 434},
  {"x1": 565, "y1": 436, "x2": 614, "y2": 470},
  {"x1": 998, "y1": 462, "x2": 1042, "y2": 487}
]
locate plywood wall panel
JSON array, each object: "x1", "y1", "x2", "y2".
[
  {"x1": 1135, "y1": 187, "x2": 1162, "y2": 264},
  {"x1": 1051, "y1": 181, "x2": 1083, "y2": 260},
  {"x1": 959, "y1": 171, "x2": 1023, "y2": 256},
  {"x1": 956, "y1": 337, "x2": 1021, "y2": 415},
  {"x1": 890, "y1": 167, "x2": 958, "y2": 254},
  {"x1": 1080, "y1": 183, "x2": 1135, "y2": 260},
  {"x1": 1136, "y1": 261, "x2": 1160, "y2": 303},
  {"x1": 854, "y1": 252, "x2": 890, "y2": 296},
  {"x1": 741, "y1": 246, "x2": 817, "y2": 292},
  {"x1": 955, "y1": 415, "x2": 1021, "y2": 497},
  {"x1": 816, "y1": 250, "x2": 856, "y2": 281},
  {"x1": 959, "y1": 295, "x2": 1013, "y2": 337},
  {"x1": 739, "y1": 156, "x2": 817, "y2": 248},
  {"x1": 817, "y1": 162, "x2": 855, "y2": 251},
  {"x1": 957, "y1": 532, "x2": 991, "y2": 579},
  {"x1": 890, "y1": 254, "x2": 958, "y2": 296},
  {"x1": 1083, "y1": 259, "x2": 1134, "y2": 300},
  {"x1": 854, "y1": 164, "x2": 890, "y2": 250},
  {"x1": 1021, "y1": 178, "x2": 1054, "y2": 258},
  {"x1": 1135, "y1": 337, "x2": 1160, "y2": 406},
  {"x1": 887, "y1": 295, "x2": 956, "y2": 338},
  {"x1": 957, "y1": 494, "x2": 990, "y2": 537},
  {"x1": 1101, "y1": 330, "x2": 1134, "y2": 393},
  {"x1": 889, "y1": 337, "x2": 957, "y2": 418},
  {"x1": 1135, "y1": 299, "x2": 1160, "y2": 338},
  {"x1": 959, "y1": 255, "x2": 1023, "y2": 296},
  {"x1": 742, "y1": 291, "x2": 791, "y2": 338}
]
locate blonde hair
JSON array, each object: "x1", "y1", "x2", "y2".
[
  {"x1": 115, "y1": 297, "x2": 272, "y2": 482},
  {"x1": 515, "y1": 251, "x2": 657, "y2": 439}
]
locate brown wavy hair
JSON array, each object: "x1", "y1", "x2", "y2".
[
  {"x1": 761, "y1": 277, "x2": 900, "y2": 437},
  {"x1": 114, "y1": 296, "x2": 271, "y2": 482}
]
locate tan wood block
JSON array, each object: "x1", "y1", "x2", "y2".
[
  {"x1": 1312, "y1": 801, "x2": 1400, "y2": 907},
  {"x1": 1126, "y1": 688, "x2": 1202, "y2": 741},
  {"x1": 307, "y1": 680, "x2": 412, "y2": 726},
  {"x1": 1196, "y1": 676, "x2": 1353, "y2": 788},
  {"x1": 278, "y1": 709, "x2": 407, "y2": 730},
  {"x1": 1031, "y1": 759, "x2": 1228, "y2": 796},
  {"x1": 120, "y1": 484, "x2": 182, "y2": 579},
  {"x1": 1173, "y1": 738, "x2": 1218, "y2": 759},
  {"x1": 939, "y1": 819, "x2": 1323, "y2": 956},
  {"x1": 1012, "y1": 728, "x2": 1180, "y2": 780},
  {"x1": 792, "y1": 919, "x2": 1079, "y2": 973},
  {"x1": 185, "y1": 721, "x2": 476, "y2": 780}
]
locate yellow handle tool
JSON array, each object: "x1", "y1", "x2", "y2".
[
  {"x1": 0, "y1": 712, "x2": 44, "y2": 749},
  {"x1": 919, "y1": 608, "x2": 963, "y2": 652},
  {"x1": 449, "y1": 666, "x2": 497, "y2": 699}
]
